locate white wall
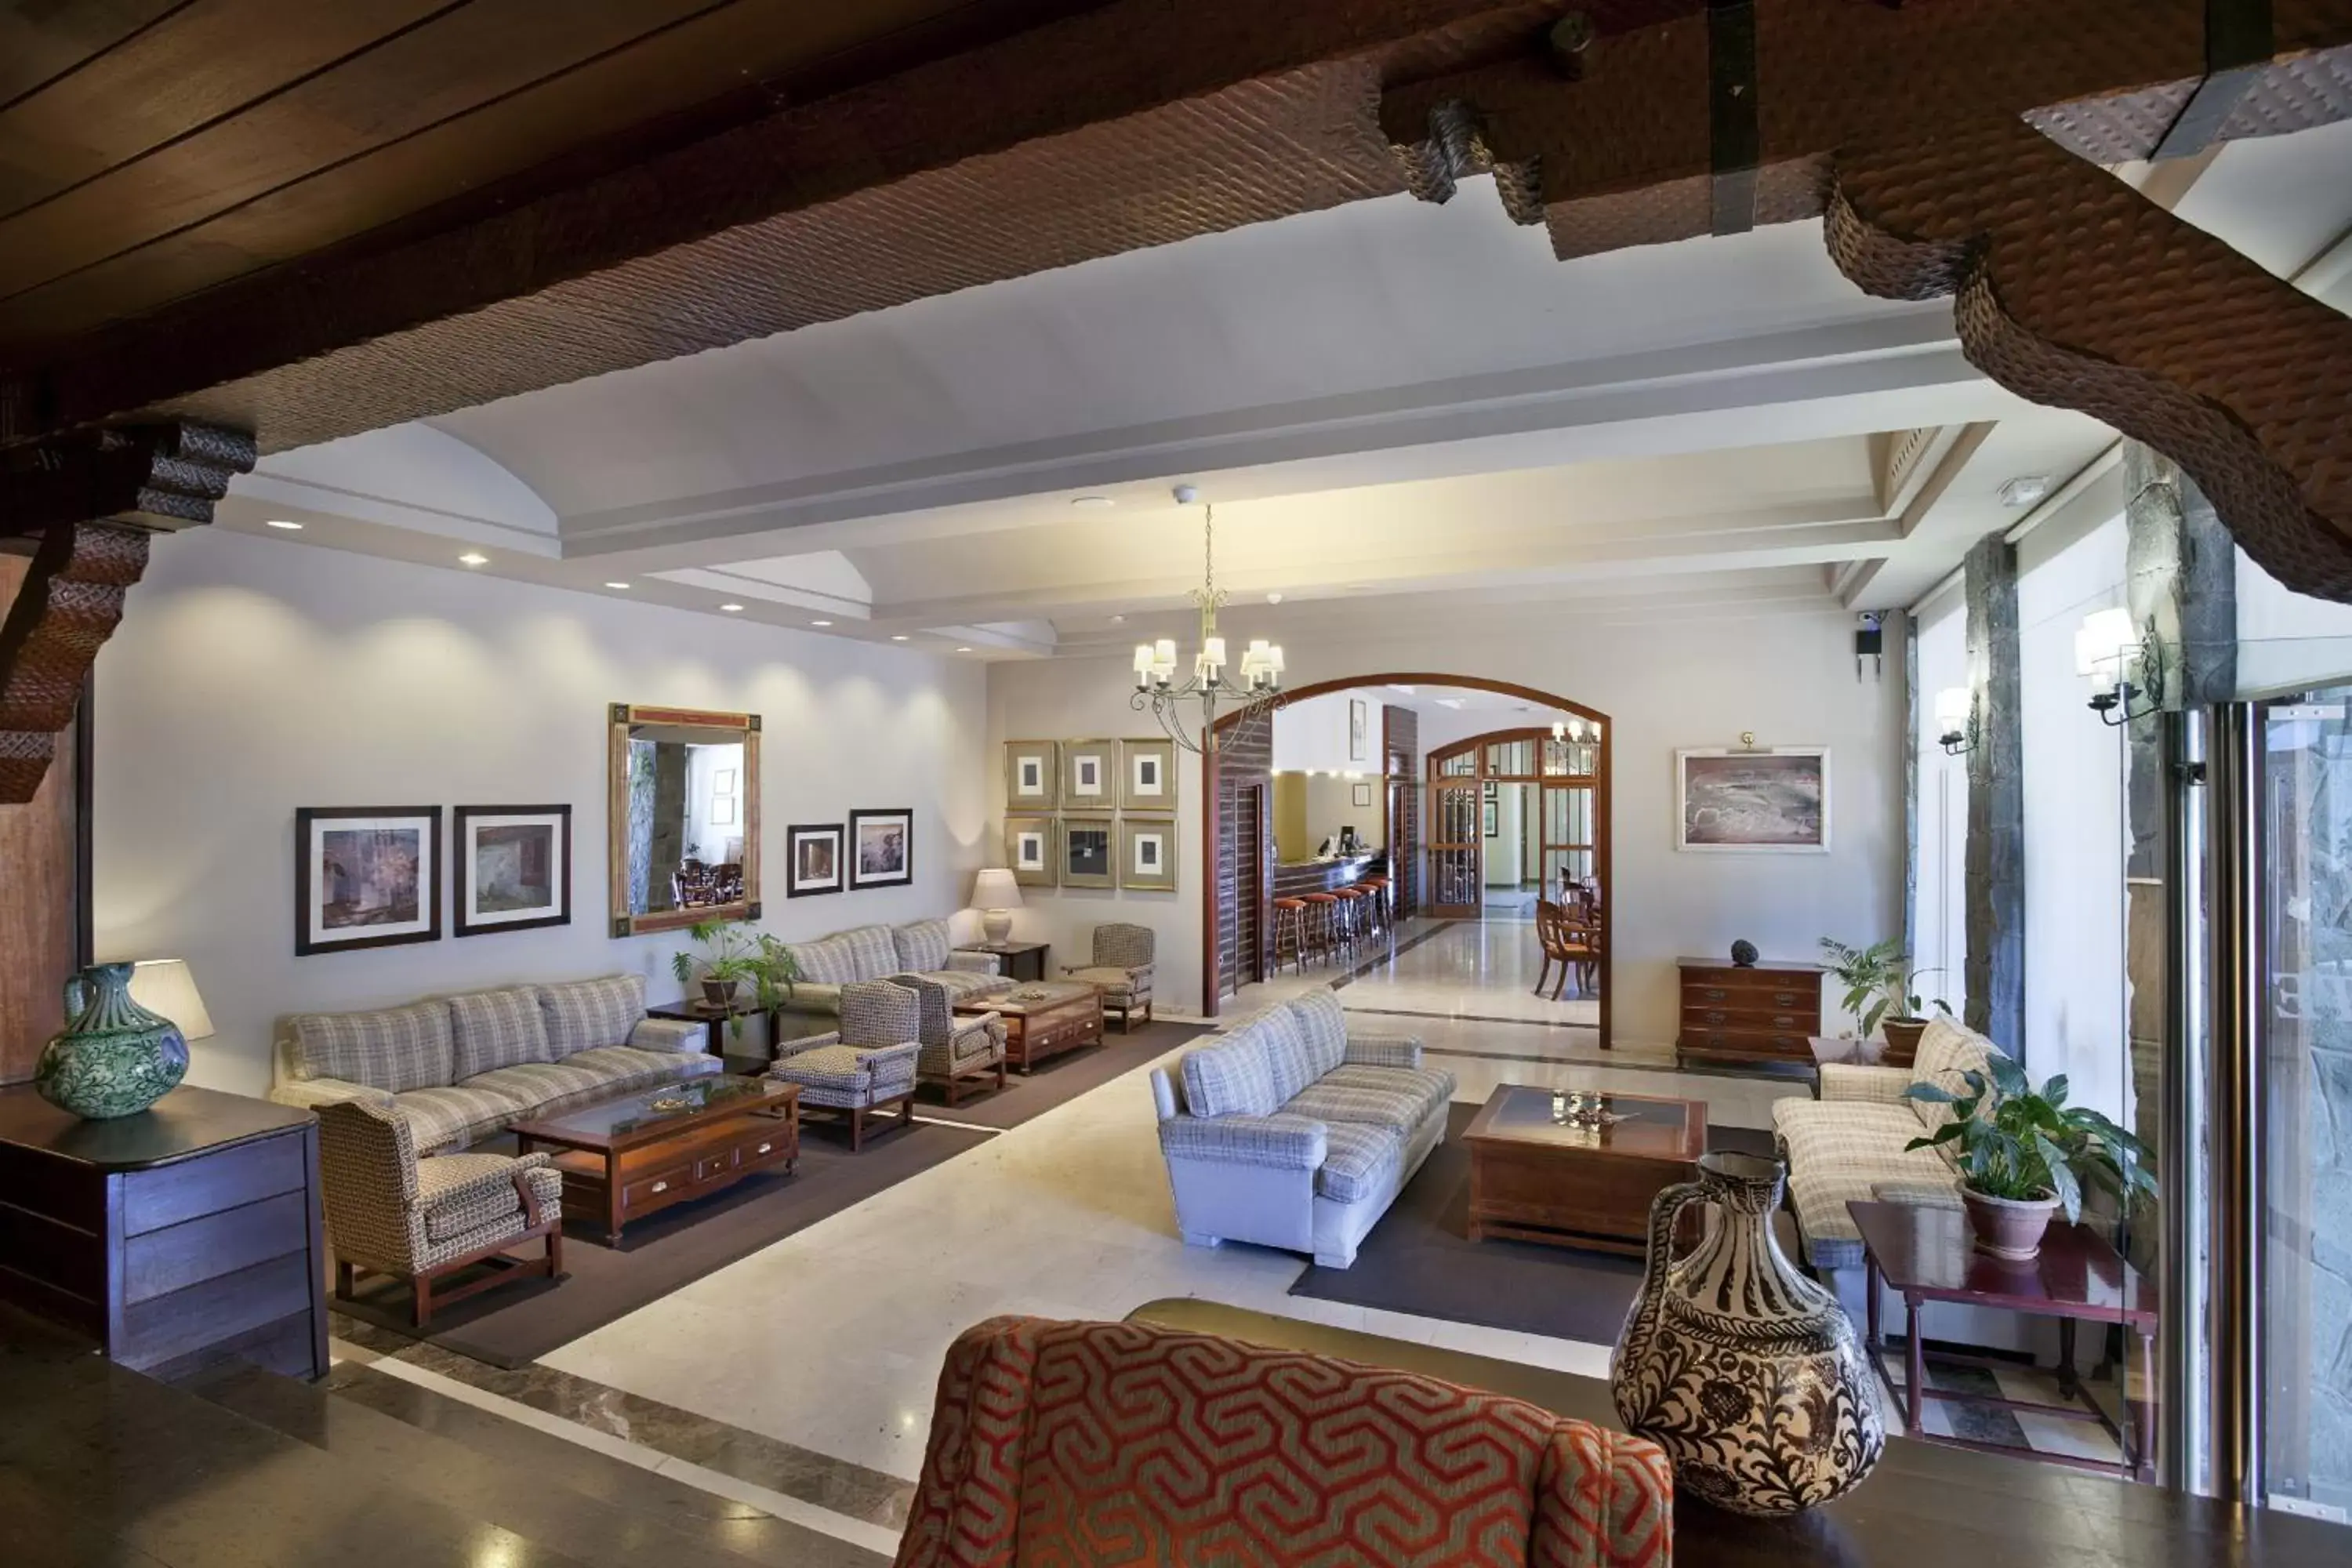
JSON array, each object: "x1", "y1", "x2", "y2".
[
  {"x1": 1301, "y1": 773, "x2": 1382, "y2": 848},
  {"x1": 2016, "y1": 513, "x2": 2129, "y2": 1114},
  {"x1": 1269, "y1": 688, "x2": 1384, "y2": 772},
  {"x1": 93, "y1": 529, "x2": 988, "y2": 1096},
  {"x1": 989, "y1": 608, "x2": 1907, "y2": 1042},
  {"x1": 2238, "y1": 547, "x2": 2352, "y2": 697},
  {"x1": 1912, "y1": 596, "x2": 1969, "y2": 1030}
]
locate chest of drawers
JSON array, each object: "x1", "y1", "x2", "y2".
[{"x1": 1676, "y1": 959, "x2": 1824, "y2": 1067}]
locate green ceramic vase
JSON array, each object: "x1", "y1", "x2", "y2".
[{"x1": 34, "y1": 963, "x2": 189, "y2": 1120}]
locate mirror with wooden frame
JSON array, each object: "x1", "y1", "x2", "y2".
[{"x1": 607, "y1": 704, "x2": 760, "y2": 936}]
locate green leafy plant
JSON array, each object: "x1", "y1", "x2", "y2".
[
  {"x1": 1903, "y1": 1053, "x2": 2158, "y2": 1222},
  {"x1": 1817, "y1": 936, "x2": 1946, "y2": 1040},
  {"x1": 670, "y1": 921, "x2": 801, "y2": 1039}
]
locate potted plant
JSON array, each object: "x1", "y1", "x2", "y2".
[
  {"x1": 1904, "y1": 1053, "x2": 2158, "y2": 1260},
  {"x1": 1817, "y1": 936, "x2": 1945, "y2": 1065},
  {"x1": 671, "y1": 922, "x2": 801, "y2": 1040}
]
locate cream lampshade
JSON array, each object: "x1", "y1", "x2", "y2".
[
  {"x1": 127, "y1": 959, "x2": 215, "y2": 1040},
  {"x1": 971, "y1": 868, "x2": 1023, "y2": 945}
]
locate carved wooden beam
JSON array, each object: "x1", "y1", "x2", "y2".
[
  {"x1": 1385, "y1": 0, "x2": 2352, "y2": 600},
  {"x1": 0, "y1": 423, "x2": 256, "y2": 803}
]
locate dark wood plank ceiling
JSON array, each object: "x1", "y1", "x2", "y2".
[{"x1": 0, "y1": 0, "x2": 1087, "y2": 349}]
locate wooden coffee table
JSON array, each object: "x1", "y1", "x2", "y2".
[
  {"x1": 1848, "y1": 1199, "x2": 2159, "y2": 1480},
  {"x1": 1462, "y1": 1084, "x2": 1705, "y2": 1254},
  {"x1": 512, "y1": 1076, "x2": 798, "y2": 1244},
  {"x1": 960, "y1": 981, "x2": 1102, "y2": 1073}
]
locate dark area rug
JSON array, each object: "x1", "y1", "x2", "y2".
[
  {"x1": 335, "y1": 1116, "x2": 993, "y2": 1367},
  {"x1": 915, "y1": 1017, "x2": 1205, "y2": 1130},
  {"x1": 1288, "y1": 1101, "x2": 1778, "y2": 1343}
]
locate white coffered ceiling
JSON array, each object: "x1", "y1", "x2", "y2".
[{"x1": 214, "y1": 117, "x2": 2352, "y2": 659}]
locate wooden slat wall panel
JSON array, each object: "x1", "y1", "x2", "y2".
[
  {"x1": 1382, "y1": 702, "x2": 1418, "y2": 916},
  {"x1": 0, "y1": 0, "x2": 185, "y2": 107},
  {"x1": 0, "y1": 0, "x2": 996, "y2": 339},
  {"x1": 1212, "y1": 722, "x2": 1271, "y2": 1000},
  {"x1": 0, "y1": 556, "x2": 79, "y2": 1084},
  {"x1": 0, "y1": 0, "x2": 452, "y2": 220}
]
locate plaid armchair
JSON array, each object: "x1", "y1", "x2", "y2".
[
  {"x1": 315, "y1": 1097, "x2": 563, "y2": 1326},
  {"x1": 888, "y1": 973, "x2": 1007, "y2": 1106},
  {"x1": 1063, "y1": 921, "x2": 1154, "y2": 1032},
  {"x1": 768, "y1": 980, "x2": 921, "y2": 1150}
]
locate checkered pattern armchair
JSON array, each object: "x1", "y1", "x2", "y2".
[
  {"x1": 768, "y1": 980, "x2": 922, "y2": 1150},
  {"x1": 889, "y1": 974, "x2": 1006, "y2": 1093},
  {"x1": 1064, "y1": 922, "x2": 1154, "y2": 1031},
  {"x1": 314, "y1": 1096, "x2": 563, "y2": 1325}
]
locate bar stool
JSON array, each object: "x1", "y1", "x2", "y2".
[
  {"x1": 1298, "y1": 892, "x2": 1340, "y2": 967},
  {"x1": 1356, "y1": 877, "x2": 1388, "y2": 942},
  {"x1": 1330, "y1": 886, "x2": 1368, "y2": 960},
  {"x1": 1272, "y1": 898, "x2": 1310, "y2": 975}
]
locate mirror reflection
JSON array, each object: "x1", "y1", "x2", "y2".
[{"x1": 608, "y1": 706, "x2": 760, "y2": 934}]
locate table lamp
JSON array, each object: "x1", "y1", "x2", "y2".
[
  {"x1": 128, "y1": 959, "x2": 216, "y2": 1042},
  {"x1": 971, "y1": 868, "x2": 1022, "y2": 945}
]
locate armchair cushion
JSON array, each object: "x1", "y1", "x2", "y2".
[
  {"x1": 289, "y1": 1000, "x2": 453, "y2": 1095},
  {"x1": 418, "y1": 1152, "x2": 560, "y2": 1243},
  {"x1": 1341, "y1": 1033, "x2": 1423, "y2": 1070},
  {"x1": 1157, "y1": 1112, "x2": 1327, "y2": 1171},
  {"x1": 1819, "y1": 1062, "x2": 1913, "y2": 1104},
  {"x1": 1310, "y1": 1063, "x2": 1453, "y2": 1131},
  {"x1": 1088, "y1": 921, "x2": 1156, "y2": 971},
  {"x1": 838, "y1": 979, "x2": 922, "y2": 1047},
  {"x1": 1316, "y1": 1120, "x2": 1403, "y2": 1203},
  {"x1": 539, "y1": 974, "x2": 649, "y2": 1056},
  {"x1": 892, "y1": 918, "x2": 953, "y2": 975},
  {"x1": 1067, "y1": 965, "x2": 1149, "y2": 1002},
  {"x1": 448, "y1": 986, "x2": 560, "y2": 1080},
  {"x1": 1284, "y1": 1075, "x2": 1436, "y2": 1138}
]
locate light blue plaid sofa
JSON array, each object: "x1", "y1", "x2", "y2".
[
  {"x1": 776, "y1": 919, "x2": 1012, "y2": 1032},
  {"x1": 1150, "y1": 989, "x2": 1454, "y2": 1269},
  {"x1": 270, "y1": 973, "x2": 720, "y2": 1154}
]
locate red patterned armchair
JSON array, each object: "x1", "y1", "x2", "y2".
[{"x1": 896, "y1": 1316, "x2": 1673, "y2": 1567}]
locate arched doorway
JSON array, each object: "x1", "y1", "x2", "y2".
[
  {"x1": 1421, "y1": 724, "x2": 1602, "y2": 919},
  {"x1": 1201, "y1": 673, "x2": 1613, "y2": 1046}
]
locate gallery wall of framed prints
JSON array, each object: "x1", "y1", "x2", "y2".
[{"x1": 1006, "y1": 738, "x2": 1179, "y2": 893}]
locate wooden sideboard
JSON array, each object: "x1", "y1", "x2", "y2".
[
  {"x1": 0, "y1": 1084, "x2": 329, "y2": 1381},
  {"x1": 1676, "y1": 957, "x2": 1824, "y2": 1067}
]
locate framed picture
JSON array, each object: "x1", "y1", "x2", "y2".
[
  {"x1": 1482, "y1": 800, "x2": 1498, "y2": 837},
  {"x1": 849, "y1": 808, "x2": 915, "y2": 887},
  {"x1": 452, "y1": 805, "x2": 569, "y2": 938},
  {"x1": 713, "y1": 768, "x2": 738, "y2": 795},
  {"x1": 1352, "y1": 782, "x2": 1374, "y2": 808},
  {"x1": 786, "y1": 822, "x2": 844, "y2": 898},
  {"x1": 1122, "y1": 738, "x2": 1176, "y2": 812},
  {"x1": 1676, "y1": 747, "x2": 1831, "y2": 852},
  {"x1": 1120, "y1": 818, "x2": 1178, "y2": 892},
  {"x1": 1058, "y1": 816, "x2": 1115, "y2": 888},
  {"x1": 1348, "y1": 698, "x2": 1369, "y2": 762},
  {"x1": 1006, "y1": 815, "x2": 1055, "y2": 887},
  {"x1": 296, "y1": 807, "x2": 442, "y2": 956},
  {"x1": 1064, "y1": 739, "x2": 1114, "y2": 804},
  {"x1": 1005, "y1": 741, "x2": 1058, "y2": 809},
  {"x1": 711, "y1": 794, "x2": 738, "y2": 826}
]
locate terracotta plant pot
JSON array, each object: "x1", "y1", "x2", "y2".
[
  {"x1": 1879, "y1": 1017, "x2": 1927, "y2": 1067},
  {"x1": 1962, "y1": 1188, "x2": 2060, "y2": 1261},
  {"x1": 701, "y1": 978, "x2": 736, "y2": 1008}
]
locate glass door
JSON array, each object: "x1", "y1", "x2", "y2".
[{"x1": 1425, "y1": 779, "x2": 1482, "y2": 917}]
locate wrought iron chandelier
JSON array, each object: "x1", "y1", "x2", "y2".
[{"x1": 1131, "y1": 486, "x2": 1284, "y2": 754}]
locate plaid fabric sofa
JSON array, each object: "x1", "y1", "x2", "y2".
[
  {"x1": 1149, "y1": 989, "x2": 1454, "y2": 1269},
  {"x1": 271, "y1": 973, "x2": 720, "y2": 1154},
  {"x1": 899, "y1": 1316, "x2": 1673, "y2": 1568},
  {"x1": 777, "y1": 918, "x2": 1012, "y2": 1033},
  {"x1": 1771, "y1": 1014, "x2": 2003, "y2": 1301}
]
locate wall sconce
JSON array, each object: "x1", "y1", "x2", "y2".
[
  {"x1": 2075, "y1": 605, "x2": 2161, "y2": 726},
  {"x1": 1933, "y1": 687, "x2": 1977, "y2": 756}
]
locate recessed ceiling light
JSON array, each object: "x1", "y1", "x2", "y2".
[
  {"x1": 265, "y1": 519, "x2": 303, "y2": 531},
  {"x1": 956, "y1": 646, "x2": 973, "y2": 653},
  {"x1": 604, "y1": 581, "x2": 631, "y2": 590},
  {"x1": 1998, "y1": 474, "x2": 2052, "y2": 509},
  {"x1": 1388, "y1": 684, "x2": 1417, "y2": 695},
  {"x1": 720, "y1": 603, "x2": 744, "y2": 612},
  {"x1": 1109, "y1": 614, "x2": 1127, "y2": 624},
  {"x1": 891, "y1": 634, "x2": 910, "y2": 641},
  {"x1": 811, "y1": 620, "x2": 834, "y2": 627},
  {"x1": 458, "y1": 551, "x2": 488, "y2": 567},
  {"x1": 1266, "y1": 592, "x2": 1283, "y2": 604},
  {"x1": 1071, "y1": 495, "x2": 1116, "y2": 509}
]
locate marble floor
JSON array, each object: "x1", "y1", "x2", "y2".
[
  {"x1": 1236, "y1": 913, "x2": 1605, "y2": 1033},
  {"x1": 414, "y1": 913, "x2": 1788, "y2": 1552}
]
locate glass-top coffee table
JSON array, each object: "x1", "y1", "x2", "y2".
[
  {"x1": 511, "y1": 1075, "x2": 798, "y2": 1244},
  {"x1": 1461, "y1": 1084, "x2": 1706, "y2": 1254}
]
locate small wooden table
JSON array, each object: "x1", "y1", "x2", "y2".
[
  {"x1": 960, "y1": 981, "x2": 1102, "y2": 1073},
  {"x1": 648, "y1": 997, "x2": 771, "y2": 1060},
  {"x1": 513, "y1": 1077, "x2": 798, "y2": 1244},
  {"x1": 953, "y1": 941, "x2": 1050, "y2": 982},
  {"x1": 1462, "y1": 1084, "x2": 1705, "y2": 1254},
  {"x1": 1848, "y1": 1199, "x2": 2158, "y2": 1481}
]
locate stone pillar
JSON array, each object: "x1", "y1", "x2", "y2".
[{"x1": 1963, "y1": 534, "x2": 2026, "y2": 1055}]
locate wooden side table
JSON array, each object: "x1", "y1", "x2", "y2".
[
  {"x1": 953, "y1": 942, "x2": 1049, "y2": 983},
  {"x1": 1848, "y1": 1199, "x2": 2158, "y2": 1481},
  {"x1": 648, "y1": 997, "x2": 771, "y2": 1061}
]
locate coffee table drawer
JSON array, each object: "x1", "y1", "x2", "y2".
[
  {"x1": 622, "y1": 1162, "x2": 695, "y2": 1211},
  {"x1": 735, "y1": 1125, "x2": 795, "y2": 1173}
]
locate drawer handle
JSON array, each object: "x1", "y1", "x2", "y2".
[
  {"x1": 1773, "y1": 1015, "x2": 1796, "y2": 1028},
  {"x1": 1773, "y1": 992, "x2": 1798, "y2": 1005},
  {"x1": 1704, "y1": 1011, "x2": 1726, "y2": 1025},
  {"x1": 756, "y1": 1142, "x2": 771, "y2": 1156},
  {"x1": 1701, "y1": 988, "x2": 1726, "y2": 1001},
  {"x1": 651, "y1": 1180, "x2": 670, "y2": 1194}
]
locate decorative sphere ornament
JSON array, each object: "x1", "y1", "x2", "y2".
[{"x1": 1730, "y1": 939, "x2": 1759, "y2": 968}]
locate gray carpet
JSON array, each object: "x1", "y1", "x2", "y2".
[
  {"x1": 335, "y1": 1020, "x2": 1207, "y2": 1366},
  {"x1": 1287, "y1": 1101, "x2": 1780, "y2": 1343}
]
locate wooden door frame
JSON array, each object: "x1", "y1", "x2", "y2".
[
  {"x1": 1200, "y1": 673, "x2": 1612, "y2": 1047},
  {"x1": 1425, "y1": 775, "x2": 1484, "y2": 918}
]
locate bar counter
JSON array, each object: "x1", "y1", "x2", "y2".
[{"x1": 1270, "y1": 851, "x2": 1384, "y2": 901}]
